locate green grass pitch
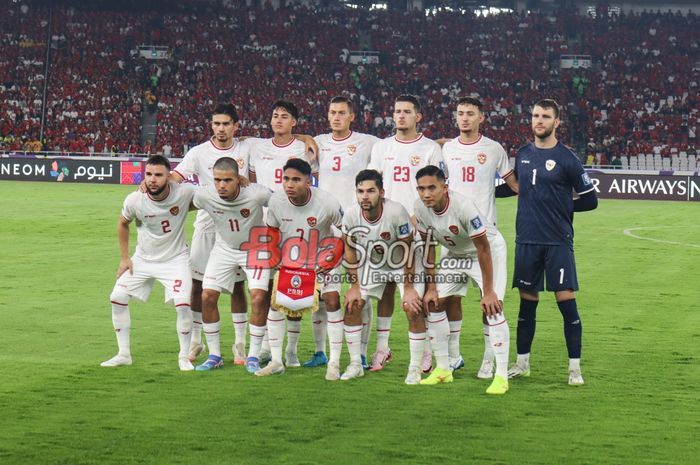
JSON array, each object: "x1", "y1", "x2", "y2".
[{"x1": 0, "y1": 181, "x2": 698, "y2": 465}]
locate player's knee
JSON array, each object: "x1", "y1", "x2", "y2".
[
  {"x1": 322, "y1": 293, "x2": 340, "y2": 311},
  {"x1": 109, "y1": 291, "x2": 130, "y2": 306},
  {"x1": 249, "y1": 290, "x2": 266, "y2": 310},
  {"x1": 191, "y1": 279, "x2": 203, "y2": 295}
]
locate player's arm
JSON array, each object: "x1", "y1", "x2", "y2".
[
  {"x1": 400, "y1": 235, "x2": 423, "y2": 316},
  {"x1": 117, "y1": 216, "x2": 133, "y2": 277},
  {"x1": 294, "y1": 134, "x2": 319, "y2": 162},
  {"x1": 343, "y1": 233, "x2": 364, "y2": 314},
  {"x1": 495, "y1": 174, "x2": 519, "y2": 197},
  {"x1": 472, "y1": 234, "x2": 502, "y2": 316},
  {"x1": 573, "y1": 190, "x2": 598, "y2": 212},
  {"x1": 248, "y1": 170, "x2": 257, "y2": 183},
  {"x1": 421, "y1": 229, "x2": 439, "y2": 314}
]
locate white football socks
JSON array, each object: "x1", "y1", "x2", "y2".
[
  {"x1": 327, "y1": 310, "x2": 344, "y2": 364},
  {"x1": 202, "y1": 321, "x2": 221, "y2": 357},
  {"x1": 248, "y1": 324, "x2": 266, "y2": 359},
  {"x1": 267, "y1": 309, "x2": 285, "y2": 365},
  {"x1": 448, "y1": 319, "x2": 462, "y2": 361},
  {"x1": 286, "y1": 319, "x2": 301, "y2": 355},
  {"x1": 482, "y1": 323, "x2": 494, "y2": 362},
  {"x1": 110, "y1": 299, "x2": 131, "y2": 356},
  {"x1": 312, "y1": 301, "x2": 328, "y2": 353},
  {"x1": 344, "y1": 324, "x2": 363, "y2": 365},
  {"x1": 408, "y1": 332, "x2": 427, "y2": 370},
  {"x1": 232, "y1": 312, "x2": 247, "y2": 347},
  {"x1": 175, "y1": 304, "x2": 193, "y2": 358},
  {"x1": 487, "y1": 313, "x2": 510, "y2": 378},
  {"x1": 191, "y1": 310, "x2": 203, "y2": 345},
  {"x1": 376, "y1": 316, "x2": 392, "y2": 351},
  {"x1": 361, "y1": 299, "x2": 373, "y2": 358},
  {"x1": 427, "y1": 311, "x2": 450, "y2": 371}
]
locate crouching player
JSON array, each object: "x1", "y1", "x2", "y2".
[
  {"x1": 102, "y1": 155, "x2": 196, "y2": 371},
  {"x1": 343, "y1": 170, "x2": 426, "y2": 384},
  {"x1": 414, "y1": 166, "x2": 510, "y2": 394},
  {"x1": 190, "y1": 157, "x2": 273, "y2": 371}
]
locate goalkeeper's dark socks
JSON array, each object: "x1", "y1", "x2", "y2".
[
  {"x1": 557, "y1": 299, "x2": 582, "y2": 359},
  {"x1": 516, "y1": 298, "x2": 538, "y2": 355}
]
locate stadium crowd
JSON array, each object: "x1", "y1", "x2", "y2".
[{"x1": 0, "y1": 0, "x2": 697, "y2": 164}]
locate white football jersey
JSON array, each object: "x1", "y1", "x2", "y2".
[
  {"x1": 442, "y1": 134, "x2": 513, "y2": 226},
  {"x1": 173, "y1": 137, "x2": 255, "y2": 230},
  {"x1": 342, "y1": 199, "x2": 412, "y2": 267},
  {"x1": 414, "y1": 190, "x2": 494, "y2": 257},
  {"x1": 249, "y1": 138, "x2": 318, "y2": 191},
  {"x1": 121, "y1": 183, "x2": 196, "y2": 262},
  {"x1": 267, "y1": 187, "x2": 343, "y2": 260},
  {"x1": 193, "y1": 183, "x2": 272, "y2": 250},
  {"x1": 315, "y1": 131, "x2": 380, "y2": 209},
  {"x1": 368, "y1": 134, "x2": 445, "y2": 216}
]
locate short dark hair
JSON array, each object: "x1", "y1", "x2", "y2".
[
  {"x1": 271, "y1": 100, "x2": 300, "y2": 120},
  {"x1": 355, "y1": 169, "x2": 383, "y2": 190},
  {"x1": 145, "y1": 154, "x2": 171, "y2": 171},
  {"x1": 212, "y1": 103, "x2": 239, "y2": 123},
  {"x1": 283, "y1": 158, "x2": 311, "y2": 177},
  {"x1": 457, "y1": 97, "x2": 483, "y2": 112},
  {"x1": 415, "y1": 165, "x2": 446, "y2": 183},
  {"x1": 213, "y1": 157, "x2": 239, "y2": 175},
  {"x1": 395, "y1": 94, "x2": 421, "y2": 113},
  {"x1": 329, "y1": 96, "x2": 354, "y2": 113},
  {"x1": 533, "y1": 98, "x2": 560, "y2": 119}
]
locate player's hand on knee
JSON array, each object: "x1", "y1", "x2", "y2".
[
  {"x1": 344, "y1": 286, "x2": 363, "y2": 314},
  {"x1": 117, "y1": 258, "x2": 133, "y2": 277},
  {"x1": 480, "y1": 290, "x2": 502, "y2": 317},
  {"x1": 423, "y1": 289, "x2": 439, "y2": 314},
  {"x1": 402, "y1": 287, "x2": 423, "y2": 316}
]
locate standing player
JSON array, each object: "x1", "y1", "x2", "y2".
[
  {"x1": 248, "y1": 100, "x2": 320, "y2": 367},
  {"x1": 101, "y1": 155, "x2": 196, "y2": 371},
  {"x1": 343, "y1": 170, "x2": 425, "y2": 384},
  {"x1": 441, "y1": 97, "x2": 519, "y2": 377},
  {"x1": 367, "y1": 94, "x2": 444, "y2": 373},
  {"x1": 257, "y1": 159, "x2": 344, "y2": 379},
  {"x1": 507, "y1": 99, "x2": 597, "y2": 385},
  {"x1": 414, "y1": 166, "x2": 510, "y2": 394},
  {"x1": 170, "y1": 103, "x2": 254, "y2": 366},
  {"x1": 190, "y1": 158, "x2": 273, "y2": 372},
  {"x1": 308, "y1": 96, "x2": 380, "y2": 369}
]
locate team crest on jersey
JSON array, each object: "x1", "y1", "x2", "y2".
[
  {"x1": 240, "y1": 208, "x2": 250, "y2": 218},
  {"x1": 307, "y1": 217, "x2": 317, "y2": 227},
  {"x1": 449, "y1": 225, "x2": 459, "y2": 235},
  {"x1": 347, "y1": 145, "x2": 357, "y2": 156},
  {"x1": 290, "y1": 274, "x2": 302, "y2": 289},
  {"x1": 546, "y1": 159, "x2": 556, "y2": 171},
  {"x1": 477, "y1": 153, "x2": 487, "y2": 165},
  {"x1": 410, "y1": 155, "x2": 421, "y2": 166},
  {"x1": 169, "y1": 206, "x2": 180, "y2": 216},
  {"x1": 380, "y1": 232, "x2": 391, "y2": 240},
  {"x1": 237, "y1": 159, "x2": 245, "y2": 169}
]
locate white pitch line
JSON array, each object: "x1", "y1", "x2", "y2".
[{"x1": 623, "y1": 227, "x2": 700, "y2": 249}]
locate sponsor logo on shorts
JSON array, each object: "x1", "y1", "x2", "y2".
[
  {"x1": 169, "y1": 206, "x2": 180, "y2": 215},
  {"x1": 240, "y1": 208, "x2": 250, "y2": 218},
  {"x1": 449, "y1": 225, "x2": 459, "y2": 235},
  {"x1": 307, "y1": 216, "x2": 317, "y2": 227},
  {"x1": 477, "y1": 153, "x2": 487, "y2": 164}
]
